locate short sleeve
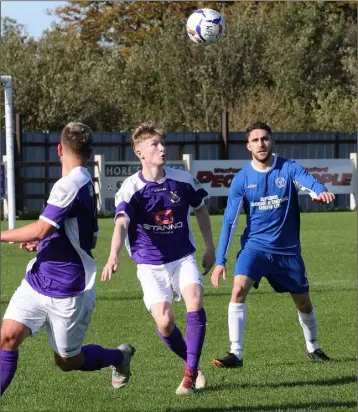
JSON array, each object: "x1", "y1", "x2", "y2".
[
  {"x1": 186, "y1": 173, "x2": 209, "y2": 210},
  {"x1": 40, "y1": 179, "x2": 78, "y2": 229},
  {"x1": 114, "y1": 180, "x2": 137, "y2": 222}
]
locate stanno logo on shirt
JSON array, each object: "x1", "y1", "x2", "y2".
[
  {"x1": 143, "y1": 209, "x2": 183, "y2": 232},
  {"x1": 275, "y1": 177, "x2": 286, "y2": 188},
  {"x1": 170, "y1": 191, "x2": 180, "y2": 203},
  {"x1": 247, "y1": 184, "x2": 257, "y2": 189},
  {"x1": 153, "y1": 187, "x2": 166, "y2": 192}
]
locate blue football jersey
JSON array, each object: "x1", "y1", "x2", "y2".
[{"x1": 216, "y1": 156, "x2": 327, "y2": 265}]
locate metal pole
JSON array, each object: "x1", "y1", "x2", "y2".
[
  {"x1": 221, "y1": 110, "x2": 229, "y2": 159},
  {"x1": 1, "y1": 76, "x2": 16, "y2": 229}
]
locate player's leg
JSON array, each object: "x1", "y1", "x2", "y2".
[
  {"x1": 1, "y1": 279, "x2": 47, "y2": 395},
  {"x1": 291, "y1": 291, "x2": 330, "y2": 361},
  {"x1": 137, "y1": 262, "x2": 187, "y2": 361},
  {"x1": 175, "y1": 254, "x2": 206, "y2": 395},
  {"x1": 1, "y1": 320, "x2": 30, "y2": 395},
  {"x1": 270, "y1": 254, "x2": 330, "y2": 362},
  {"x1": 151, "y1": 301, "x2": 187, "y2": 361},
  {"x1": 213, "y1": 248, "x2": 262, "y2": 368},
  {"x1": 46, "y1": 292, "x2": 135, "y2": 389}
]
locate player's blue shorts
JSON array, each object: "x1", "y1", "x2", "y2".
[{"x1": 234, "y1": 248, "x2": 309, "y2": 294}]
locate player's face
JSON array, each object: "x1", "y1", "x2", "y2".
[
  {"x1": 246, "y1": 129, "x2": 273, "y2": 163},
  {"x1": 135, "y1": 135, "x2": 166, "y2": 167}
]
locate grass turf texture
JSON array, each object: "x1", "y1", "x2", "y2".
[{"x1": 1, "y1": 213, "x2": 356, "y2": 412}]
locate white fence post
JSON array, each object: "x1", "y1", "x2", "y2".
[
  {"x1": 94, "y1": 154, "x2": 104, "y2": 214},
  {"x1": 350, "y1": 152, "x2": 357, "y2": 210}
]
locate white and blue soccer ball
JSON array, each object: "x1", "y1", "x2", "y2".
[{"x1": 186, "y1": 8, "x2": 225, "y2": 45}]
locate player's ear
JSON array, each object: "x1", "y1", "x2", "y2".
[
  {"x1": 246, "y1": 142, "x2": 252, "y2": 152},
  {"x1": 58, "y1": 143, "x2": 63, "y2": 157}
]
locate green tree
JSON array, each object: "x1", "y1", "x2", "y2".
[{"x1": 51, "y1": 1, "x2": 225, "y2": 49}]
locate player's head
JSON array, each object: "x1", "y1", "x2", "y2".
[
  {"x1": 246, "y1": 122, "x2": 274, "y2": 163},
  {"x1": 131, "y1": 121, "x2": 166, "y2": 167},
  {"x1": 59, "y1": 122, "x2": 93, "y2": 162}
]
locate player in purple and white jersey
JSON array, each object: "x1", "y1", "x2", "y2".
[
  {"x1": 101, "y1": 121, "x2": 216, "y2": 395},
  {"x1": 211, "y1": 122, "x2": 335, "y2": 369},
  {"x1": 1, "y1": 123, "x2": 134, "y2": 396}
]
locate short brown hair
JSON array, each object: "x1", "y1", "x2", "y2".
[
  {"x1": 131, "y1": 121, "x2": 165, "y2": 150},
  {"x1": 245, "y1": 122, "x2": 272, "y2": 139},
  {"x1": 60, "y1": 122, "x2": 93, "y2": 159}
]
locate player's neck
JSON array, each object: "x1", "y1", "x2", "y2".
[
  {"x1": 141, "y1": 165, "x2": 165, "y2": 182},
  {"x1": 61, "y1": 158, "x2": 87, "y2": 177},
  {"x1": 251, "y1": 154, "x2": 274, "y2": 170}
]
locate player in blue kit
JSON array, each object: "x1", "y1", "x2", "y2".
[
  {"x1": 0, "y1": 122, "x2": 135, "y2": 396},
  {"x1": 102, "y1": 121, "x2": 216, "y2": 395},
  {"x1": 211, "y1": 122, "x2": 335, "y2": 368}
]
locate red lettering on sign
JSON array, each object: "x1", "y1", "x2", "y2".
[
  {"x1": 196, "y1": 172, "x2": 236, "y2": 187},
  {"x1": 196, "y1": 171, "x2": 213, "y2": 184},
  {"x1": 311, "y1": 173, "x2": 352, "y2": 186}
]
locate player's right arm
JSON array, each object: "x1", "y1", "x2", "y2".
[
  {"x1": 211, "y1": 172, "x2": 245, "y2": 288},
  {"x1": 0, "y1": 177, "x2": 77, "y2": 244},
  {"x1": 101, "y1": 215, "x2": 128, "y2": 281},
  {"x1": 101, "y1": 179, "x2": 135, "y2": 282}
]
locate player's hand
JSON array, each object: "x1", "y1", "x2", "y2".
[
  {"x1": 101, "y1": 256, "x2": 118, "y2": 282},
  {"x1": 211, "y1": 265, "x2": 227, "y2": 288},
  {"x1": 202, "y1": 246, "x2": 216, "y2": 276},
  {"x1": 313, "y1": 192, "x2": 335, "y2": 204},
  {"x1": 20, "y1": 241, "x2": 38, "y2": 252}
]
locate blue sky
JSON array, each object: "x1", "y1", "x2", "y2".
[{"x1": 1, "y1": 1, "x2": 64, "y2": 38}]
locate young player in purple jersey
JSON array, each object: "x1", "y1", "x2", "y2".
[
  {"x1": 211, "y1": 122, "x2": 335, "y2": 368},
  {"x1": 101, "y1": 121, "x2": 216, "y2": 395},
  {"x1": 0, "y1": 123, "x2": 135, "y2": 396}
]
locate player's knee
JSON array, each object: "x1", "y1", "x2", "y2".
[
  {"x1": 296, "y1": 300, "x2": 313, "y2": 313},
  {"x1": 54, "y1": 355, "x2": 77, "y2": 372},
  {"x1": 185, "y1": 296, "x2": 202, "y2": 312},
  {"x1": 293, "y1": 294, "x2": 313, "y2": 313},
  {"x1": 231, "y1": 285, "x2": 248, "y2": 302},
  {"x1": 1, "y1": 331, "x2": 21, "y2": 350},
  {"x1": 156, "y1": 314, "x2": 175, "y2": 335}
]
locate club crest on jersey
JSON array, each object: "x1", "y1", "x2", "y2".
[
  {"x1": 275, "y1": 177, "x2": 286, "y2": 188},
  {"x1": 170, "y1": 191, "x2": 180, "y2": 204}
]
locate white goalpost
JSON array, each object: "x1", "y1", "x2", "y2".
[{"x1": 1, "y1": 75, "x2": 16, "y2": 229}]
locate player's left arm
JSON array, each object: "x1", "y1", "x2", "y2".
[
  {"x1": 185, "y1": 173, "x2": 215, "y2": 275},
  {"x1": 1, "y1": 219, "x2": 55, "y2": 243},
  {"x1": 290, "y1": 161, "x2": 335, "y2": 204},
  {"x1": 195, "y1": 205, "x2": 216, "y2": 275}
]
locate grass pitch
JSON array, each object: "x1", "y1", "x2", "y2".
[{"x1": 1, "y1": 213, "x2": 356, "y2": 412}]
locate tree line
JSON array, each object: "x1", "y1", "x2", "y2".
[{"x1": 0, "y1": 1, "x2": 356, "y2": 133}]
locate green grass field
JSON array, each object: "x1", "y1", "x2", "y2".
[{"x1": 1, "y1": 213, "x2": 356, "y2": 412}]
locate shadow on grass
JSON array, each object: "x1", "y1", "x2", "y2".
[
  {"x1": 166, "y1": 400, "x2": 356, "y2": 412},
  {"x1": 204, "y1": 286, "x2": 355, "y2": 298},
  {"x1": 267, "y1": 357, "x2": 357, "y2": 366},
  {"x1": 203, "y1": 375, "x2": 356, "y2": 392}
]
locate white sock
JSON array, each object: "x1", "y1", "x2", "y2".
[
  {"x1": 298, "y1": 309, "x2": 319, "y2": 353},
  {"x1": 228, "y1": 302, "x2": 246, "y2": 360}
]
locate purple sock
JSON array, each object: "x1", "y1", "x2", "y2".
[
  {"x1": 1, "y1": 349, "x2": 18, "y2": 395},
  {"x1": 185, "y1": 308, "x2": 207, "y2": 373},
  {"x1": 79, "y1": 344, "x2": 123, "y2": 371},
  {"x1": 156, "y1": 325, "x2": 187, "y2": 361}
]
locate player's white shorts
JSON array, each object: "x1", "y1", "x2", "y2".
[
  {"x1": 137, "y1": 253, "x2": 203, "y2": 311},
  {"x1": 3, "y1": 279, "x2": 95, "y2": 358}
]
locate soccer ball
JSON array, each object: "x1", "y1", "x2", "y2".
[{"x1": 186, "y1": 9, "x2": 225, "y2": 45}]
